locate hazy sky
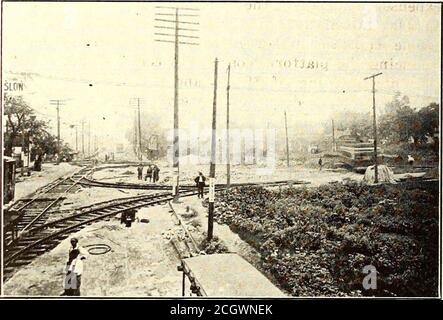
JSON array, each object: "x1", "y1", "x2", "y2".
[{"x1": 2, "y1": 2, "x2": 441, "y2": 149}]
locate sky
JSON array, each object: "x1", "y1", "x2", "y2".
[{"x1": 2, "y1": 2, "x2": 441, "y2": 150}]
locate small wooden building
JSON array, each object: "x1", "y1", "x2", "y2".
[{"x1": 3, "y1": 156, "x2": 16, "y2": 205}]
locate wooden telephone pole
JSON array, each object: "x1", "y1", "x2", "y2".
[
  {"x1": 50, "y1": 99, "x2": 66, "y2": 164},
  {"x1": 69, "y1": 124, "x2": 78, "y2": 153},
  {"x1": 154, "y1": 6, "x2": 200, "y2": 202},
  {"x1": 75, "y1": 125, "x2": 78, "y2": 152},
  {"x1": 88, "y1": 121, "x2": 91, "y2": 158},
  {"x1": 364, "y1": 72, "x2": 382, "y2": 183},
  {"x1": 136, "y1": 98, "x2": 143, "y2": 161},
  {"x1": 130, "y1": 98, "x2": 144, "y2": 161},
  {"x1": 81, "y1": 120, "x2": 85, "y2": 159},
  {"x1": 332, "y1": 119, "x2": 335, "y2": 152},
  {"x1": 207, "y1": 58, "x2": 218, "y2": 241},
  {"x1": 284, "y1": 111, "x2": 290, "y2": 167}
]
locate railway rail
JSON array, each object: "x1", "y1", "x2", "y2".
[
  {"x1": 3, "y1": 170, "x2": 307, "y2": 282},
  {"x1": 4, "y1": 167, "x2": 95, "y2": 245},
  {"x1": 3, "y1": 178, "x2": 308, "y2": 280},
  {"x1": 2, "y1": 189, "x2": 200, "y2": 281},
  {"x1": 77, "y1": 176, "x2": 308, "y2": 190}
]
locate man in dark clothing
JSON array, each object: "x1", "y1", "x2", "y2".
[
  {"x1": 145, "y1": 165, "x2": 153, "y2": 182},
  {"x1": 194, "y1": 172, "x2": 206, "y2": 198},
  {"x1": 137, "y1": 164, "x2": 143, "y2": 180},
  {"x1": 63, "y1": 238, "x2": 87, "y2": 296},
  {"x1": 318, "y1": 157, "x2": 323, "y2": 171},
  {"x1": 153, "y1": 165, "x2": 160, "y2": 183}
]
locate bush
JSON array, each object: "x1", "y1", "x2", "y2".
[
  {"x1": 199, "y1": 236, "x2": 229, "y2": 255},
  {"x1": 214, "y1": 181, "x2": 439, "y2": 296}
]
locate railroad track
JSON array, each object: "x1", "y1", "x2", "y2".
[
  {"x1": 2, "y1": 189, "x2": 201, "y2": 281},
  {"x1": 168, "y1": 201, "x2": 201, "y2": 260},
  {"x1": 4, "y1": 166, "x2": 94, "y2": 245},
  {"x1": 77, "y1": 176, "x2": 308, "y2": 191},
  {"x1": 2, "y1": 177, "x2": 307, "y2": 282}
]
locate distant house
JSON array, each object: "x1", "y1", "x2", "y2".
[{"x1": 335, "y1": 128, "x2": 352, "y2": 140}]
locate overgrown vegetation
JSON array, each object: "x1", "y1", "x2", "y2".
[
  {"x1": 214, "y1": 183, "x2": 439, "y2": 296},
  {"x1": 325, "y1": 93, "x2": 439, "y2": 160},
  {"x1": 199, "y1": 236, "x2": 230, "y2": 255}
]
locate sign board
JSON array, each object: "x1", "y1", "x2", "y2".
[
  {"x1": 4, "y1": 81, "x2": 24, "y2": 92},
  {"x1": 208, "y1": 177, "x2": 215, "y2": 202},
  {"x1": 12, "y1": 147, "x2": 22, "y2": 155}
]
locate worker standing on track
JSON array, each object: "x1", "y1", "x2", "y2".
[
  {"x1": 146, "y1": 164, "x2": 153, "y2": 182},
  {"x1": 153, "y1": 165, "x2": 160, "y2": 183},
  {"x1": 137, "y1": 163, "x2": 144, "y2": 180},
  {"x1": 63, "y1": 238, "x2": 88, "y2": 296},
  {"x1": 194, "y1": 172, "x2": 206, "y2": 199}
]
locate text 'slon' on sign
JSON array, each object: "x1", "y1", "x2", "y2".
[{"x1": 4, "y1": 81, "x2": 25, "y2": 92}]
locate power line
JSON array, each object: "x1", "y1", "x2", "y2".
[
  {"x1": 226, "y1": 64, "x2": 231, "y2": 188},
  {"x1": 49, "y1": 99, "x2": 66, "y2": 164},
  {"x1": 364, "y1": 72, "x2": 383, "y2": 183},
  {"x1": 207, "y1": 58, "x2": 218, "y2": 241},
  {"x1": 284, "y1": 110, "x2": 290, "y2": 167},
  {"x1": 130, "y1": 98, "x2": 145, "y2": 161}
]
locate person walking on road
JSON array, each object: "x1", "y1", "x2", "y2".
[
  {"x1": 318, "y1": 157, "x2": 323, "y2": 171},
  {"x1": 194, "y1": 172, "x2": 206, "y2": 199},
  {"x1": 63, "y1": 238, "x2": 88, "y2": 296},
  {"x1": 137, "y1": 163, "x2": 144, "y2": 180}
]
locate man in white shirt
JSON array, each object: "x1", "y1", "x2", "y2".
[
  {"x1": 407, "y1": 155, "x2": 415, "y2": 166},
  {"x1": 64, "y1": 238, "x2": 88, "y2": 296}
]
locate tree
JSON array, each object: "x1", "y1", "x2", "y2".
[
  {"x1": 328, "y1": 110, "x2": 372, "y2": 138},
  {"x1": 379, "y1": 105, "x2": 420, "y2": 144},
  {"x1": 4, "y1": 94, "x2": 35, "y2": 155},
  {"x1": 125, "y1": 111, "x2": 168, "y2": 160},
  {"x1": 4, "y1": 94, "x2": 69, "y2": 158},
  {"x1": 384, "y1": 91, "x2": 410, "y2": 114},
  {"x1": 417, "y1": 102, "x2": 439, "y2": 139},
  {"x1": 379, "y1": 95, "x2": 439, "y2": 146}
]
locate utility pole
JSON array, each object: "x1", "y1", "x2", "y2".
[
  {"x1": 137, "y1": 98, "x2": 142, "y2": 161},
  {"x1": 50, "y1": 99, "x2": 65, "y2": 164},
  {"x1": 133, "y1": 109, "x2": 138, "y2": 158},
  {"x1": 207, "y1": 58, "x2": 218, "y2": 241},
  {"x1": 75, "y1": 125, "x2": 78, "y2": 152},
  {"x1": 253, "y1": 128, "x2": 257, "y2": 165},
  {"x1": 284, "y1": 111, "x2": 290, "y2": 167},
  {"x1": 364, "y1": 72, "x2": 382, "y2": 183},
  {"x1": 226, "y1": 64, "x2": 231, "y2": 188},
  {"x1": 154, "y1": 6, "x2": 200, "y2": 202},
  {"x1": 88, "y1": 121, "x2": 91, "y2": 158},
  {"x1": 81, "y1": 120, "x2": 85, "y2": 159},
  {"x1": 130, "y1": 98, "x2": 144, "y2": 161},
  {"x1": 332, "y1": 119, "x2": 335, "y2": 152},
  {"x1": 69, "y1": 124, "x2": 78, "y2": 156}
]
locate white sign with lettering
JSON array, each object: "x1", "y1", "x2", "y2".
[{"x1": 208, "y1": 177, "x2": 215, "y2": 202}]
